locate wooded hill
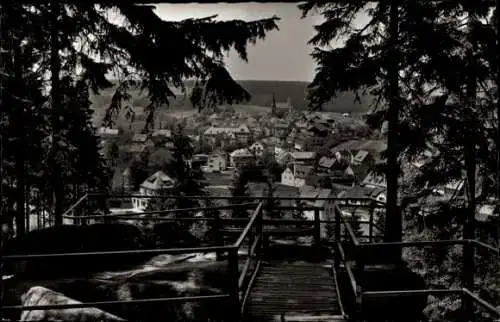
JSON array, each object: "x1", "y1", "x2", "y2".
[{"x1": 90, "y1": 80, "x2": 373, "y2": 114}]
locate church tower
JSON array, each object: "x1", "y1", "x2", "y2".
[{"x1": 271, "y1": 92, "x2": 277, "y2": 116}]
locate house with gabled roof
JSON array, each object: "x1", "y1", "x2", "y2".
[
  {"x1": 318, "y1": 157, "x2": 336, "y2": 173},
  {"x1": 277, "y1": 151, "x2": 294, "y2": 165},
  {"x1": 281, "y1": 163, "x2": 313, "y2": 188},
  {"x1": 291, "y1": 151, "x2": 316, "y2": 165},
  {"x1": 229, "y1": 148, "x2": 254, "y2": 168},
  {"x1": 203, "y1": 153, "x2": 228, "y2": 173},
  {"x1": 132, "y1": 171, "x2": 176, "y2": 211},
  {"x1": 204, "y1": 124, "x2": 250, "y2": 143}
]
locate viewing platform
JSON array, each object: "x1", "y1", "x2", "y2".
[{"x1": 1, "y1": 194, "x2": 499, "y2": 322}]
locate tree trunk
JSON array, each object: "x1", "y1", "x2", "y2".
[
  {"x1": 496, "y1": 0, "x2": 500, "y2": 205},
  {"x1": 384, "y1": 0, "x2": 402, "y2": 256},
  {"x1": 461, "y1": 14, "x2": 478, "y2": 321},
  {"x1": 50, "y1": 2, "x2": 64, "y2": 226},
  {"x1": 13, "y1": 38, "x2": 26, "y2": 236}
]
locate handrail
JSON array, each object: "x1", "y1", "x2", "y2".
[
  {"x1": 341, "y1": 237, "x2": 499, "y2": 321},
  {"x1": 2, "y1": 294, "x2": 230, "y2": 311},
  {"x1": 61, "y1": 193, "x2": 89, "y2": 217},
  {"x1": 471, "y1": 239, "x2": 499, "y2": 254},
  {"x1": 360, "y1": 239, "x2": 498, "y2": 255},
  {"x1": 84, "y1": 193, "x2": 387, "y2": 204},
  {"x1": 234, "y1": 202, "x2": 263, "y2": 249},
  {"x1": 361, "y1": 239, "x2": 467, "y2": 249},
  {"x1": 238, "y1": 235, "x2": 261, "y2": 289},
  {"x1": 240, "y1": 258, "x2": 263, "y2": 314},
  {"x1": 336, "y1": 204, "x2": 360, "y2": 247},
  {"x1": 362, "y1": 289, "x2": 463, "y2": 298},
  {"x1": 361, "y1": 288, "x2": 500, "y2": 318},
  {"x1": 336, "y1": 241, "x2": 358, "y2": 297},
  {"x1": 462, "y1": 288, "x2": 500, "y2": 317},
  {"x1": 62, "y1": 203, "x2": 258, "y2": 219},
  {"x1": 1, "y1": 245, "x2": 234, "y2": 261}
]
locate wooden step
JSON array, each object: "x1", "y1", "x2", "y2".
[
  {"x1": 244, "y1": 261, "x2": 342, "y2": 320},
  {"x1": 280, "y1": 314, "x2": 346, "y2": 322}
]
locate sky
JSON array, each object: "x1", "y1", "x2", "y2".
[{"x1": 153, "y1": 3, "x2": 325, "y2": 82}]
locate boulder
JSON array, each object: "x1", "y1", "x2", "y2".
[
  {"x1": 20, "y1": 286, "x2": 126, "y2": 321},
  {"x1": 5, "y1": 255, "x2": 231, "y2": 322}
]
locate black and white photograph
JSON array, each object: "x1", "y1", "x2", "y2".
[{"x1": 0, "y1": 1, "x2": 499, "y2": 321}]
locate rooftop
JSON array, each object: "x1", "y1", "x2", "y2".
[{"x1": 140, "y1": 171, "x2": 175, "y2": 190}]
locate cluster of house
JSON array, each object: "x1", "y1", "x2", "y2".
[
  {"x1": 98, "y1": 127, "x2": 175, "y2": 154},
  {"x1": 100, "y1": 106, "x2": 499, "y2": 227}
]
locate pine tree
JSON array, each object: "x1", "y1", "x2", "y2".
[
  {"x1": 100, "y1": 7, "x2": 279, "y2": 127},
  {"x1": 2, "y1": 4, "x2": 279, "y2": 232},
  {"x1": 299, "y1": 0, "x2": 496, "y2": 250},
  {"x1": 163, "y1": 125, "x2": 207, "y2": 213},
  {"x1": 1, "y1": 3, "x2": 47, "y2": 235},
  {"x1": 299, "y1": 0, "x2": 406, "y2": 246}
]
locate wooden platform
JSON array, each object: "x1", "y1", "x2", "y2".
[{"x1": 244, "y1": 261, "x2": 344, "y2": 322}]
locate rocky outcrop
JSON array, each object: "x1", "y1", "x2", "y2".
[
  {"x1": 2, "y1": 223, "x2": 230, "y2": 322},
  {"x1": 20, "y1": 286, "x2": 126, "y2": 321},
  {"x1": 8, "y1": 257, "x2": 231, "y2": 322}
]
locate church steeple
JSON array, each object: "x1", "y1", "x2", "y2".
[{"x1": 271, "y1": 92, "x2": 277, "y2": 116}]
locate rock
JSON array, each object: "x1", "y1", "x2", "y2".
[
  {"x1": 3, "y1": 223, "x2": 229, "y2": 321},
  {"x1": 20, "y1": 286, "x2": 126, "y2": 321},
  {"x1": 6, "y1": 258, "x2": 231, "y2": 322}
]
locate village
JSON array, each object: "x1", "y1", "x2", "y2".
[{"x1": 97, "y1": 98, "x2": 494, "y2": 230}]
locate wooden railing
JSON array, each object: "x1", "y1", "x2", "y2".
[
  {"x1": 332, "y1": 203, "x2": 500, "y2": 321},
  {"x1": 7, "y1": 193, "x2": 497, "y2": 322},
  {"x1": 2, "y1": 194, "x2": 382, "y2": 321}
]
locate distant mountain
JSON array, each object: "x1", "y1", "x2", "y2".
[
  {"x1": 90, "y1": 80, "x2": 373, "y2": 114},
  {"x1": 185, "y1": 80, "x2": 373, "y2": 113}
]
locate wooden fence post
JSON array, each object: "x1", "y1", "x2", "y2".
[
  {"x1": 368, "y1": 201, "x2": 374, "y2": 243},
  {"x1": 313, "y1": 208, "x2": 320, "y2": 242},
  {"x1": 462, "y1": 240, "x2": 475, "y2": 322},
  {"x1": 228, "y1": 247, "x2": 240, "y2": 321},
  {"x1": 256, "y1": 204, "x2": 263, "y2": 257},
  {"x1": 355, "y1": 246, "x2": 365, "y2": 307},
  {"x1": 214, "y1": 211, "x2": 222, "y2": 261},
  {"x1": 334, "y1": 205, "x2": 341, "y2": 269}
]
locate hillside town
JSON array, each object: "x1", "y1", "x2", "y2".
[
  {"x1": 97, "y1": 100, "x2": 496, "y2": 228},
  {"x1": 3, "y1": 1, "x2": 500, "y2": 321}
]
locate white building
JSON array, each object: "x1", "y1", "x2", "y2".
[
  {"x1": 202, "y1": 154, "x2": 228, "y2": 173},
  {"x1": 281, "y1": 163, "x2": 312, "y2": 188},
  {"x1": 229, "y1": 148, "x2": 254, "y2": 168},
  {"x1": 132, "y1": 171, "x2": 176, "y2": 211}
]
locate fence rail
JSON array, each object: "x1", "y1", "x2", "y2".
[
  {"x1": 331, "y1": 200, "x2": 500, "y2": 321},
  {"x1": 2, "y1": 193, "x2": 498, "y2": 322}
]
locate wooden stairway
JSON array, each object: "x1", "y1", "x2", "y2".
[{"x1": 244, "y1": 261, "x2": 345, "y2": 322}]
